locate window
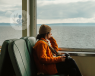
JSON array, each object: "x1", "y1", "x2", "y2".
[
  {"x1": 37, "y1": 0, "x2": 95, "y2": 48},
  {"x1": 0, "y1": 0, "x2": 22, "y2": 46}
]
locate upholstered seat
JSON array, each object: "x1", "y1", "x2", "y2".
[
  {"x1": 8, "y1": 39, "x2": 32, "y2": 76},
  {"x1": 0, "y1": 39, "x2": 18, "y2": 76}
]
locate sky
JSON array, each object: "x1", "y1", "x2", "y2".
[
  {"x1": 0, "y1": 0, "x2": 95, "y2": 24},
  {"x1": 0, "y1": 0, "x2": 22, "y2": 23},
  {"x1": 37, "y1": 0, "x2": 95, "y2": 24}
]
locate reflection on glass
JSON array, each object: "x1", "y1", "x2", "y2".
[{"x1": 0, "y1": 0, "x2": 22, "y2": 46}]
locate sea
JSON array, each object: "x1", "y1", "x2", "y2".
[{"x1": 0, "y1": 23, "x2": 95, "y2": 48}]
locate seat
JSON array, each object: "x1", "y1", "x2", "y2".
[
  {"x1": 21, "y1": 37, "x2": 67, "y2": 76},
  {"x1": 21, "y1": 37, "x2": 38, "y2": 76},
  {"x1": 21, "y1": 36, "x2": 36, "y2": 56},
  {"x1": 0, "y1": 39, "x2": 18, "y2": 76},
  {"x1": 8, "y1": 39, "x2": 34, "y2": 76}
]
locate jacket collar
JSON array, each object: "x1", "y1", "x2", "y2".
[{"x1": 40, "y1": 38, "x2": 48, "y2": 43}]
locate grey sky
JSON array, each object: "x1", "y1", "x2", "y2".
[
  {"x1": 0, "y1": 0, "x2": 22, "y2": 23},
  {"x1": 0, "y1": 0, "x2": 95, "y2": 23},
  {"x1": 37, "y1": 1, "x2": 95, "y2": 19},
  {"x1": 37, "y1": 0, "x2": 95, "y2": 24}
]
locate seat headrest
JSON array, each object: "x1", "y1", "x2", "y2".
[{"x1": 27, "y1": 37, "x2": 36, "y2": 47}]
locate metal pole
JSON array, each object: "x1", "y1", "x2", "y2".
[
  {"x1": 22, "y1": 0, "x2": 27, "y2": 37},
  {"x1": 29, "y1": 0, "x2": 37, "y2": 37}
]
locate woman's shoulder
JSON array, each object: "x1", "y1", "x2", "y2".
[
  {"x1": 35, "y1": 40, "x2": 47, "y2": 46},
  {"x1": 33, "y1": 40, "x2": 48, "y2": 49}
]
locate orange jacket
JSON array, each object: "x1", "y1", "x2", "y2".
[{"x1": 33, "y1": 37, "x2": 62, "y2": 75}]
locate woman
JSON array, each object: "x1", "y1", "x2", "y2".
[{"x1": 33, "y1": 24, "x2": 82, "y2": 76}]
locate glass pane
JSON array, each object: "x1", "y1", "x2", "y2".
[
  {"x1": 0, "y1": 0, "x2": 22, "y2": 46},
  {"x1": 37, "y1": 0, "x2": 95, "y2": 48}
]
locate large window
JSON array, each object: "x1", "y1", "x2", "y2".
[
  {"x1": 37, "y1": 0, "x2": 95, "y2": 48},
  {"x1": 0, "y1": 0, "x2": 22, "y2": 46}
]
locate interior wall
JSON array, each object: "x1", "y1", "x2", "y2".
[{"x1": 71, "y1": 56, "x2": 95, "y2": 76}]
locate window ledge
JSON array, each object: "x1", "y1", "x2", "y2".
[{"x1": 58, "y1": 51, "x2": 95, "y2": 57}]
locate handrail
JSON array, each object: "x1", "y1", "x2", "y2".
[
  {"x1": 58, "y1": 47, "x2": 95, "y2": 57},
  {"x1": 59, "y1": 47, "x2": 95, "y2": 52},
  {"x1": 59, "y1": 51, "x2": 95, "y2": 57}
]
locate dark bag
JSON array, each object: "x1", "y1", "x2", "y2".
[{"x1": 62, "y1": 53, "x2": 71, "y2": 60}]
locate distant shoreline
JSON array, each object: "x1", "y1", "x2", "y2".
[{"x1": 0, "y1": 23, "x2": 95, "y2": 26}]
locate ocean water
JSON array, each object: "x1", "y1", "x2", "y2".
[
  {"x1": 1, "y1": 23, "x2": 95, "y2": 49},
  {"x1": 0, "y1": 25, "x2": 22, "y2": 46}
]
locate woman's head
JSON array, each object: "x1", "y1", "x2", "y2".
[
  {"x1": 39, "y1": 24, "x2": 51, "y2": 34},
  {"x1": 36, "y1": 24, "x2": 52, "y2": 40}
]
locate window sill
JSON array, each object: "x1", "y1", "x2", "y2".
[
  {"x1": 58, "y1": 51, "x2": 95, "y2": 57},
  {"x1": 59, "y1": 47, "x2": 95, "y2": 52}
]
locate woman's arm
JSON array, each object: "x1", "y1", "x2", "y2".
[
  {"x1": 48, "y1": 37, "x2": 59, "y2": 52},
  {"x1": 35, "y1": 42, "x2": 62, "y2": 64}
]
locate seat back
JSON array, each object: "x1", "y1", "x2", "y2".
[
  {"x1": 21, "y1": 37, "x2": 37, "y2": 75},
  {"x1": 0, "y1": 39, "x2": 17, "y2": 76},
  {"x1": 8, "y1": 39, "x2": 33, "y2": 76},
  {"x1": 21, "y1": 37, "x2": 36, "y2": 56}
]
